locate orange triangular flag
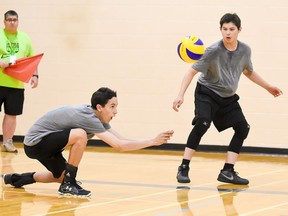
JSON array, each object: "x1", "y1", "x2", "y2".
[{"x1": 3, "y1": 53, "x2": 44, "y2": 83}]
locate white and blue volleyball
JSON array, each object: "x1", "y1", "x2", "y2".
[{"x1": 177, "y1": 35, "x2": 205, "y2": 63}]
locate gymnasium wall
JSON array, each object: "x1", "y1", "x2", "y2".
[{"x1": 1, "y1": 0, "x2": 287, "y2": 149}]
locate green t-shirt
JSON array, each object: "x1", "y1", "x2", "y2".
[{"x1": 0, "y1": 29, "x2": 34, "y2": 89}]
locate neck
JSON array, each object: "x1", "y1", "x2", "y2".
[
  {"x1": 4, "y1": 28, "x2": 17, "y2": 35},
  {"x1": 223, "y1": 40, "x2": 238, "y2": 51}
]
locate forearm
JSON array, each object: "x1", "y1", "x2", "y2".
[
  {"x1": 177, "y1": 68, "x2": 197, "y2": 97},
  {"x1": 244, "y1": 71, "x2": 270, "y2": 90},
  {"x1": 100, "y1": 136, "x2": 155, "y2": 152},
  {"x1": 244, "y1": 70, "x2": 283, "y2": 97},
  {"x1": 116, "y1": 139, "x2": 155, "y2": 152},
  {"x1": 97, "y1": 130, "x2": 173, "y2": 152}
]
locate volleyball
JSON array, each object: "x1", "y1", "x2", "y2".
[{"x1": 177, "y1": 35, "x2": 205, "y2": 63}]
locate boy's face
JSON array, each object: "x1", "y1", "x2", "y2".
[
  {"x1": 96, "y1": 97, "x2": 118, "y2": 124},
  {"x1": 220, "y1": 22, "x2": 241, "y2": 44}
]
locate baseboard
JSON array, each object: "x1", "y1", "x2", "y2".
[{"x1": 1, "y1": 135, "x2": 287, "y2": 156}]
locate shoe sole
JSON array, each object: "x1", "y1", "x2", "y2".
[
  {"x1": 177, "y1": 176, "x2": 191, "y2": 183},
  {"x1": 3, "y1": 150, "x2": 18, "y2": 153},
  {"x1": 177, "y1": 179, "x2": 191, "y2": 183},
  {"x1": 1, "y1": 144, "x2": 18, "y2": 153},
  {"x1": 58, "y1": 191, "x2": 92, "y2": 197},
  {"x1": 1, "y1": 147, "x2": 18, "y2": 153},
  {"x1": 217, "y1": 175, "x2": 249, "y2": 185}
]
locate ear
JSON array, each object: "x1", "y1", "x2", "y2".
[{"x1": 96, "y1": 104, "x2": 102, "y2": 111}]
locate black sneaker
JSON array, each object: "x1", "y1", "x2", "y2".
[
  {"x1": 58, "y1": 181, "x2": 91, "y2": 197},
  {"x1": 217, "y1": 169, "x2": 249, "y2": 185},
  {"x1": 177, "y1": 165, "x2": 190, "y2": 183}
]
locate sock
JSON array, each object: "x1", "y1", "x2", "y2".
[
  {"x1": 63, "y1": 163, "x2": 78, "y2": 183},
  {"x1": 223, "y1": 163, "x2": 234, "y2": 171},
  {"x1": 181, "y1": 159, "x2": 190, "y2": 168}
]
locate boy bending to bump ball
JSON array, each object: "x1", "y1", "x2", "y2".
[
  {"x1": 173, "y1": 13, "x2": 283, "y2": 185},
  {"x1": 3, "y1": 87, "x2": 174, "y2": 197}
]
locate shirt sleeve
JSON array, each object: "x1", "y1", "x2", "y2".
[{"x1": 192, "y1": 45, "x2": 215, "y2": 74}]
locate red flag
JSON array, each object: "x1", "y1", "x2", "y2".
[{"x1": 3, "y1": 53, "x2": 44, "y2": 83}]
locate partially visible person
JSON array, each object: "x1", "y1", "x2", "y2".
[
  {"x1": 0, "y1": 10, "x2": 39, "y2": 153},
  {"x1": 172, "y1": 13, "x2": 283, "y2": 185},
  {"x1": 3, "y1": 87, "x2": 174, "y2": 197}
]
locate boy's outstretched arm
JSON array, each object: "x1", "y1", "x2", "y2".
[
  {"x1": 243, "y1": 70, "x2": 283, "y2": 97},
  {"x1": 95, "y1": 129, "x2": 174, "y2": 152}
]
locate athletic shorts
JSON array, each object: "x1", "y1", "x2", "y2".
[
  {"x1": 0, "y1": 86, "x2": 24, "y2": 115},
  {"x1": 24, "y1": 129, "x2": 71, "y2": 178},
  {"x1": 192, "y1": 83, "x2": 247, "y2": 132}
]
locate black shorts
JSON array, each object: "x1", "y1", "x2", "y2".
[
  {"x1": 0, "y1": 86, "x2": 24, "y2": 115},
  {"x1": 24, "y1": 129, "x2": 71, "y2": 178},
  {"x1": 192, "y1": 83, "x2": 247, "y2": 132}
]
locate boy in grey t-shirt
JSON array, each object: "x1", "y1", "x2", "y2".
[
  {"x1": 3, "y1": 87, "x2": 174, "y2": 197},
  {"x1": 173, "y1": 13, "x2": 282, "y2": 185}
]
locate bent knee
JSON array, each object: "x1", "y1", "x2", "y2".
[
  {"x1": 69, "y1": 128, "x2": 88, "y2": 144},
  {"x1": 193, "y1": 118, "x2": 211, "y2": 137},
  {"x1": 233, "y1": 121, "x2": 250, "y2": 140}
]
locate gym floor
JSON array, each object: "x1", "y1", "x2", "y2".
[{"x1": 1, "y1": 145, "x2": 287, "y2": 216}]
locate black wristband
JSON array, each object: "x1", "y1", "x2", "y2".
[{"x1": 32, "y1": 74, "x2": 39, "y2": 78}]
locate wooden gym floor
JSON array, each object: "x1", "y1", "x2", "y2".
[{"x1": 0, "y1": 144, "x2": 287, "y2": 216}]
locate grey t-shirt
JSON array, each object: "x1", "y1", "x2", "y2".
[
  {"x1": 192, "y1": 40, "x2": 253, "y2": 97},
  {"x1": 24, "y1": 105, "x2": 111, "y2": 146}
]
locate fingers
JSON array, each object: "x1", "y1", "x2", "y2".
[
  {"x1": 173, "y1": 102, "x2": 181, "y2": 112},
  {"x1": 273, "y1": 89, "x2": 283, "y2": 97},
  {"x1": 269, "y1": 86, "x2": 283, "y2": 97},
  {"x1": 0, "y1": 61, "x2": 9, "y2": 68},
  {"x1": 173, "y1": 106, "x2": 179, "y2": 112},
  {"x1": 154, "y1": 130, "x2": 174, "y2": 146},
  {"x1": 162, "y1": 130, "x2": 174, "y2": 141}
]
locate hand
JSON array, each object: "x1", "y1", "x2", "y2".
[
  {"x1": 0, "y1": 60, "x2": 9, "y2": 68},
  {"x1": 153, "y1": 130, "x2": 174, "y2": 146},
  {"x1": 267, "y1": 85, "x2": 283, "y2": 97},
  {"x1": 173, "y1": 96, "x2": 184, "y2": 112},
  {"x1": 30, "y1": 76, "x2": 39, "y2": 88}
]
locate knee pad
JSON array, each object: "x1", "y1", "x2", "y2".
[
  {"x1": 193, "y1": 118, "x2": 211, "y2": 137},
  {"x1": 228, "y1": 121, "x2": 250, "y2": 153},
  {"x1": 186, "y1": 118, "x2": 210, "y2": 150},
  {"x1": 233, "y1": 121, "x2": 250, "y2": 140}
]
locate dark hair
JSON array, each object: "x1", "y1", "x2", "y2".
[
  {"x1": 91, "y1": 87, "x2": 117, "y2": 109},
  {"x1": 220, "y1": 13, "x2": 241, "y2": 29},
  {"x1": 4, "y1": 10, "x2": 18, "y2": 20}
]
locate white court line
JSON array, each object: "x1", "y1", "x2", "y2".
[
  {"x1": 31, "y1": 174, "x2": 288, "y2": 216},
  {"x1": 117, "y1": 178, "x2": 288, "y2": 216},
  {"x1": 32, "y1": 178, "x2": 286, "y2": 216},
  {"x1": 33, "y1": 188, "x2": 222, "y2": 216},
  {"x1": 33, "y1": 188, "x2": 179, "y2": 216},
  {"x1": 245, "y1": 168, "x2": 287, "y2": 179},
  {"x1": 241, "y1": 201, "x2": 288, "y2": 216}
]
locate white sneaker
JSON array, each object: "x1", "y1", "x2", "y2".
[{"x1": 1, "y1": 139, "x2": 18, "y2": 153}]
